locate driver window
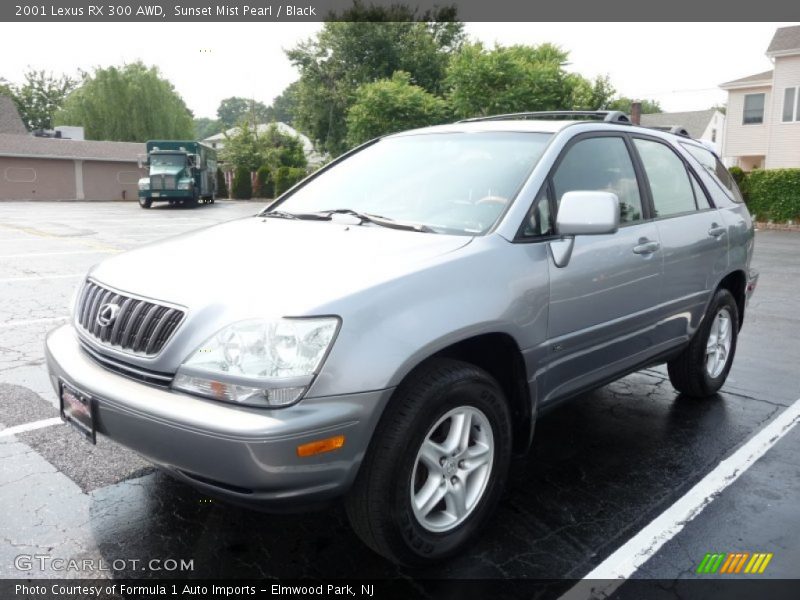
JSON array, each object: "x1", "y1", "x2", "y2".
[{"x1": 552, "y1": 136, "x2": 643, "y2": 223}]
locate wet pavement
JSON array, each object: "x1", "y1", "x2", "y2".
[{"x1": 0, "y1": 202, "x2": 797, "y2": 587}]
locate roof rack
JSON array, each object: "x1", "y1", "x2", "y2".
[
  {"x1": 644, "y1": 125, "x2": 691, "y2": 138},
  {"x1": 458, "y1": 110, "x2": 631, "y2": 124}
]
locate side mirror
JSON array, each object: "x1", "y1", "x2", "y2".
[
  {"x1": 550, "y1": 191, "x2": 620, "y2": 268},
  {"x1": 137, "y1": 154, "x2": 149, "y2": 169},
  {"x1": 556, "y1": 191, "x2": 620, "y2": 236}
]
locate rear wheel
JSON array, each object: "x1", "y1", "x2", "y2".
[
  {"x1": 667, "y1": 288, "x2": 739, "y2": 397},
  {"x1": 345, "y1": 358, "x2": 512, "y2": 565},
  {"x1": 138, "y1": 197, "x2": 152, "y2": 209}
]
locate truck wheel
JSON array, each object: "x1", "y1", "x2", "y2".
[
  {"x1": 138, "y1": 197, "x2": 152, "y2": 209},
  {"x1": 667, "y1": 288, "x2": 739, "y2": 398},
  {"x1": 345, "y1": 358, "x2": 512, "y2": 566}
]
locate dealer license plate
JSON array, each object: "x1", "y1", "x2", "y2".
[{"x1": 59, "y1": 380, "x2": 96, "y2": 444}]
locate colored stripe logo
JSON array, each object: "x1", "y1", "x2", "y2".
[{"x1": 696, "y1": 552, "x2": 773, "y2": 574}]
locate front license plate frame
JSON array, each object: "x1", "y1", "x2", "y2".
[{"x1": 59, "y1": 379, "x2": 96, "y2": 444}]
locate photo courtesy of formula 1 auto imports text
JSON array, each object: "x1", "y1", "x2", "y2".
[{"x1": 0, "y1": 1, "x2": 798, "y2": 599}]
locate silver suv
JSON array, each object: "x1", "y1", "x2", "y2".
[{"x1": 46, "y1": 111, "x2": 758, "y2": 565}]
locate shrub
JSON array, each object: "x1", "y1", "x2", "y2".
[
  {"x1": 254, "y1": 166, "x2": 274, "y2": 199},
  {"x1": 215, "y1": 168, "x2": 228, "y2": 199},
  {"x1": 274, "y1": 166, "x2": 307, "y2": 197},
  {"x1": 744, "y1": 168, "x2": 800, "y2": 222},
  {"x1": 728, "y1": 166, "x2": 746, "y2": 187},
  {"x1": 231, "y1": 166, "x2": 252, "y2": 200}
]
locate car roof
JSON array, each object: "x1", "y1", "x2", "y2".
[{"x1": 389, "y1": 117, "x2": 696, "y2": 147}]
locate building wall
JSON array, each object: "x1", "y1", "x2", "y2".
[
  {"x1": 700, "y1": 111, "x2": 726, "y2": 154},
  {"x1": 0, "y1": 156, "x2": 75, "y2": 200},
  {"x1": 766, "y1": 54, "x2": 800, "y2": 169},
  {"x1": 82, "y1": 160, "x2": 143, "y2": 201},
  {"x1": 0, "y1": 157, "x2": 143, "y2": 200},
  {"x1": 723, "y1": 86, "x2": 772, "y2": 164}
]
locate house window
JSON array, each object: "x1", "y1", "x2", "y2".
[
  {"x1": 782, "y1": 86, "x2": 799, "y2": 122},
  {"x1": 711, "y1": 129, "x2": 717, "y2": 142},
  {"x1": 743, "y1": 93, "x2": 765, "y2": 124}
]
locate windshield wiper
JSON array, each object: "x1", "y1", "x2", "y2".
[
  {"x1": 313, "y1": 209, "x2": 435, "y2": 233},
  {"x1": 261, "y1": 210, "x2": 330, "y2": 221}
]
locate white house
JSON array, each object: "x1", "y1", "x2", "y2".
[
  {"x1": 720, "y1": 25, "x2": 800, "y2": 170},
  {"x1": 640, "y1": 109, "x2": 726, "y2": 154},
  {"x1": 203, "y1": 122, "x2": 325, "y2": 167}
]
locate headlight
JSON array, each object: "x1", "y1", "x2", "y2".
[
  {"x1": 172, "y1": 317, "x2": 340, "y2": 408},
  {"x1": 177, "y1": 181, "x2": 192, "y2": 190},
  {"x1": 138, "y1": 179, "x2": 150, "y2": 190}
]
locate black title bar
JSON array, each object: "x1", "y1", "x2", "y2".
[{"x1": 2, "y1": 0, "x2": 799, "y2": 22}]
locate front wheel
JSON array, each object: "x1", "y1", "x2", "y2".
[
  {"x1": 138, "y1": 197, "x2": 152, "y2": 209},
  {"x1": 345, "y1": 358, "x2": 512, "y2": 565},
  {"x1": 667, "y1": 288, "x2": 739, "y2": 397}
]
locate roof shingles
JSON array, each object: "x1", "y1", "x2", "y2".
[
  {"x1": 0, "y1": 133, "x2": 144, "y2": 162},
  {"x1": 767, "y1": 25, "x2": 800, "y2": 55},
  {"x1": 639, "y1": 109, "x2": 718, "y2": 139},
  {"x1": 0, "y1": 95, "x2": 27, "y2": 135}
]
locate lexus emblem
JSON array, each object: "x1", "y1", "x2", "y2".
[{"x1": 96, "y1": 303, "x2": 120, "y2": 327}]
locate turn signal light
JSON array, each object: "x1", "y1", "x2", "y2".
[{"x1": 296, "y1": 435, "x2": 346, "y2": 457}]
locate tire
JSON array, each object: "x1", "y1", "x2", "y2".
[
  {"x1": 138, "y1": 197, "x2": 152, "y2": 209},
  {"x1": 186, "y1": 190, "x2": 199, "y2": 208},
  {"x1": 667, "y1": 288, "x2": 739, "y2": 398},
  {"x1": 345, "y1": 358, "x2": 512, "y2": 566}
]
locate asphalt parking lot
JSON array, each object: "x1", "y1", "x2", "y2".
[{"x1": 0, "y1": 201, "x2": 798, "y2": 595}]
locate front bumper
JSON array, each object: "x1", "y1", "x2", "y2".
[{"x1": 45, "y1": 324, "x2": 392, "y2": 510}]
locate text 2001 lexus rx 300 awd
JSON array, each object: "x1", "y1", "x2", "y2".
[{"x1": 46, "y1": 111, "x2": 757, "y2": 565}]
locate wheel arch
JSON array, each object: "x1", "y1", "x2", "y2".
[
  {"x1": 390, "y1": 332, "x2": 534, "y2": 456},
  {"x1": 716, "y1": 269, "x2": 747, "y2": 329}
]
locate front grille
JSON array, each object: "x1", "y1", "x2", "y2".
[
  {"x1": 150, "y1": 175, "x2": 176, "y2": 190},
  {"x1": 76, "y1": 280, "x2": 184, "y2": 356}
]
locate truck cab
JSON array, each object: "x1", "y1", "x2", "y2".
[{"x1": 138, "y1": 140, "x2": 217, "y2": 208}]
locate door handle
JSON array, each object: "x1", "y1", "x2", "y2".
[
  {"x1": 633, "y1": 240, "x2": 660, "y2": 255},
  {"x1": 708, "y1": 224, "x2": 727, "y2": 238}
]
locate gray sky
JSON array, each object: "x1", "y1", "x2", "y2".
[{"x1": 0, "y1": 22, "x2": 795, "y2": 119}]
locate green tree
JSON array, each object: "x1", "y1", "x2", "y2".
[
  {"x1": 220, "y1": 122, "x2": 307, "y2": 173},
  {"x1": 606, "y1": 97, "x2": 663, "y2": 114},
  {"x1": 8, "y1": 70, "x2": 77, "y2": 131},
  {"x1": 287, "y1": 5, "x2": 464, "y2": 156},
  {"x1": 194, "y1": 117, "x2": 221, "y2": 140},
  {"x1": 264, "y1": 82, "x2": 299, "y2": 125},
  {"x1": 231, "y1": 166, "x2": 252, "y2": 199},
  {"x1": 0, "y1": 77, "x2": 16, "y2": 101},
  {"x1": 55, "y1": 62, "x2": 193, "y2": 141},
  {"x1": 274, "y1": 166, "x2": 307, "y2": 197},
  {"x1": 217, "y1": 97, "x2": 269, "y2": 129},
  {"x1": 445, "y1": 42, "x2": 613, "y2": 119},
  {"x1": 346, "y1": 71, "x2": 449, "y2": 146},
  {"x1": 215, "y1": 168, "x2": 228, "y2": 199},
  {"x1": 254, "y1": 166, "x2": 274, "y2": 198}
]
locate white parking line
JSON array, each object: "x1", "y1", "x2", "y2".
[
  {"x1": 561, "y1": 397, "x2": 800, "y2": 600},
  {"x1": 0, "y1": 316, "x2": 69, "y2": 329},
  {"x1": 0, "y1": 274, "x2": 84, "y2": 283},
  {"x1": 0, "y1": 417, "x2": 63, "y2": 438}
]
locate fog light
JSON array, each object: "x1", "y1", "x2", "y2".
[{"x1": 296, "y1": 435, "x2": 346, "y2": 457}]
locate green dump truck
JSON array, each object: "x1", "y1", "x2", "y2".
[{"x1": 137, "y1": 141, "x2": 217, "y2": 208}]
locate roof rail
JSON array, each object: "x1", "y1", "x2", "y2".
[
  {"x1": 458, "y1": 110, "x2": 631, "y2": 124},
  {"x1": 645, "y1": 125, "x2": 692, "y2": 138}
]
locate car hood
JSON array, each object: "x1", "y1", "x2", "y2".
[{"x1": 89, "y1": 216, "x2": 473, "y2": 317}]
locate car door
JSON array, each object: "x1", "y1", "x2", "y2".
[
  {"x1": 630, "y1": 136, "x2": 729, "y2": 344},
  {"x1": 541, "y1": 133, "x2": 665, "y2": 404}
]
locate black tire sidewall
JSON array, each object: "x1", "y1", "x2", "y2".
[
  {"x1": 697, "y1": 290, "x2": 739, "y2": 393},
  {"x1": 387, "y1": 376, "x2": 512, "y2": 563}
]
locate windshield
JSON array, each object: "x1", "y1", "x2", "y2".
[
  {"x1": 150, "y1": 153, "x2": 186, "y2": 167},
  {"x1": 274, "y1": 132, "x2": 552, "y2": 235}
]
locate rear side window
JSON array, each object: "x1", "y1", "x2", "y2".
[
  {"x1": 634, "y1": 138, "x2": 696, "y2": 217},
  {"x1": 680, "y1": 142, "x2": 744, "y2": 203},
  {"x1": 552, "y1": 136, "x2": 643, "y2": 223}
]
